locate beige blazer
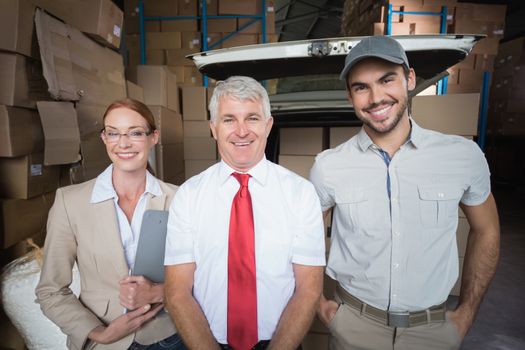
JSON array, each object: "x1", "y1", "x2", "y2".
[{"x1": 35, "y1": 178, "x2": 178, "y2": 350}]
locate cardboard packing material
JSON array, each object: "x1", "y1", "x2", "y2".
[
  {"x1": 183, "y1": 137, "x2": 217, "y2": 160},
  {"x1": 458, "y1": 69, "x2": 484, "y2": 87},
  {"x1": 148, "y1": 106, "x2": 184, "y2": 144},
  {"x1": 155, "y1": 143, "x2": 185, "y2": 183},
  {"x1": 0, "y1": 153, "x2": 60, "y2": 199},
  {"x1": 0, "y1": 191, "x2": 55, "y2": 249},
  {"x1": 144, "y1": 0, "x2": 178, "y2": 17},
  {"x1": 136, "y1": 65, "x2": 180, "y2": 113},
  {"x1": 453, "y1": 20, "x2": 504, "y2": 39},
  {"x1": 75, "y1": 102, "x2": 105, "y2": 137},
  {"x1": 278, "y1": 155, "x2": 315, "y2": 179},
  {"x1": 471, "y1": 38, "x2": 500, "y2": 56},
  {"x1": 208, "y1": 18, "x2": 237, "y2": 32},
  {"x1": 474, "y1": 54, "x2": 496, "y2": 72},
  {"x1": 181, "y1": 32, "x2": 202, "y2": 49},
  {"x1": 161, "y1": 20, "x2": 199, "y2": 33},
  {"x1": 182, "y1": 87, "x2": 208, "y2": 120},
  {"x1": 411, "y1": 93, "x2": 480, "y2": 136},
  {"x1": 35, "y1": 9, "x2": 127, "y2": 105},
  {"x1": 400, "y1": 5, "x2": 442, "y2": 24},
  {"x1": 31, "y1": 0, "x2": 123, "y2": 49},
  {"x1": 0, "y1": 0, "x2": 39, "y2": 58},
  {"x1": 184, "y1": 121, "x2": 212, "y2": 138},
  {"x1": 36, "y1": 101, "x2": 81, "y2": 165},
  {"x1": 184, "y1": 159, "x2": 216, "y2": 179},
  {"x1": 445, "y1": 83, "x2": 481, "y2": 94},
  {"x1": 454, "y1": 3, "x2": 506, "y2": 23},
  {"x1": 126, "y1": 80, "x2": 144, "y2": 102},
  {"x1": 280, "y1": 128, "x2": 324, "y2": 155},
  {"x1": 0, "y1": 105, "x2": 44, "y2": 157},
  {"x1": 168, "y1": 66, "x2": 203, "y2": 86},
  {"x1": 146, "y1": 32, "x2": 182, "y2": 50},
  {"x1": 0, "y1": 52, "x2": 49, "y2": 108},
  {"x1": 329, "y1": 127, "x2": 361, "y2": 148},
  {"x1": 413, "y1": 21, "x2": 441, "y2": 34},
  {"x1": 373, "y1": 22, "x2": 415, "y2": 35},
  {"x1": 199, "y1": 0, "x2": 218, "y2": 16},
  {"x1": 178, "y1": 0, "x2": 198, "y2": 16},
  {"x1": 222, "y1": 34, "x2": 258, "y2": 48},
  {"x1": 79, "y1": 131, "x2": 111, "y2": 180},
  {"x1": 166, "y1": 48, "x2": 200, "y2": 67},
  {"x1": 123, "y1": 0, "x2": 167, "y2": 34},
  {"x1": 219, "y1": 0, "x2": 258, "y2": 15}
]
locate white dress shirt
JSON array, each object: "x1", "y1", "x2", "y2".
[
  {"x1": 310, "y1": 119, "x2": 491, "y2": 312},
  {"x1": 165, "y1": 158, "x2": 326, "y2": 343},
  {"x1": 91, "y1": 165, "x2": 162, "y2": 270}
]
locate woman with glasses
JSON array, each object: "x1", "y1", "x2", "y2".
[{"x1": 36, "y1": 98, "x2": 186, "y2": 350}]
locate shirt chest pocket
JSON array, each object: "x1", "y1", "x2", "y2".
[
  {"x1": 335, "y1": 189, "x2": 368, "y2": 229},
  {"x1": 418, "y1": 184, "x2": 463, "y2": 228}
]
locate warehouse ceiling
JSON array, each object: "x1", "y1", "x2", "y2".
[{"x1": 271, "y1": 0, "x2": 525, "y2": 41}]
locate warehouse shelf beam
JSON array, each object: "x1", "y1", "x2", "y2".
[
  {"x1": 138, "y1": 0, "x2": 267, "y2": 87},
  {"x1": 477, "y1": 72, "x2": 491, "y2": 150}
]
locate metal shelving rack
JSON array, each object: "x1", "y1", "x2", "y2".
[
  {"x1": 385, "y1": 5, "x2": 490, "y2": 149},
  {"x1": 137, "y1": 0, "x2": 268, "y2": 86}
]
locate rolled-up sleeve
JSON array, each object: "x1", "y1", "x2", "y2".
[{"x1": 165, "y1": 184, "x2": 196, "y2": 265}]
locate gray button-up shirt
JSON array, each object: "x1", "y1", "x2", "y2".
[{"x1": 310, "y1": 119, "x2": 490, "y2": 311}]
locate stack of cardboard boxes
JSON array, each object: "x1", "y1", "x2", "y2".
[
  {"x1": 181, "y1": 86, "x2": 218, "y2": 179},
  {"x1": 125, "y1": 0, "x2": 277, "y2": 87}
]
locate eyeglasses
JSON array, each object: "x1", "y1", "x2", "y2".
[{"x1": 101, "y1": 128, "x2": 153, "y2": 143}]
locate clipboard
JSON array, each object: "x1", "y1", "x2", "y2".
[{"x1": 131, "y1": 209, "x2": 169, "y2": 283}]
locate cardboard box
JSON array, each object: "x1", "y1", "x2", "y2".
[
  {"x1": 495, "y1": 37, "x2": 525, "y2": 69},
  {"x1": 207, "y1": 32, "x2": 223, "y2": 49},
  {"x1": 126, "y1": 80, "x2": 144, "y2": 102},
  {"x1": 36, "y1": 101, "x2": 81, "y2": 165},
  {"x1": 208, "y1": 18, "x2": 237, "y2": 32},
  {"x1": 136, "y1": 65, "x2": 180, "y2": 113},
  {"x1": 148, "y1": 106, "x2": 184, "y2": 144},
  {"x1": 178, "y1": 0, "x2": 198, "y2": 16},
  {"x1": 183, "y1": 137, "x2": 217, "y2": 159},
  {"x1": 0, "y1": 191, "x2": 55, "y2": 249},
  {"x1": 400, "y1": 5, "x2": 442, "y2": 24},
  {"x1": 0, "y1": 105, "x2": 44, "y2": 157},
  {"x1": 199, "y1": 0, "x2": 218, "y2": 16},
  {"x1": 0, "y1": 153, "x2": 60, "y2": 199},
  {"x1": 146, "y1": 32, "x2": 181, "y2": 50},
  {"x1": 222, "y1": 34, "x2": 258, "y2": 48},
  {"x1": 124, "y1": 1, "x2": 163, "y2": 34},
  {"x1": 474, "y1": 54, "x2": 496, "y2": 72},
  {"x1": 278, "y1": 155, "x2": 315, "y2": 179},
  {"x1": 166, "y1": 48, "x2": 200, "y2": 66},
  {"x1": 75, "y1": 102, "x2": 105, "y2": 137},
  {"x1": 453, "y1": 20, "x2": 504, "y2": 38},
  {"x1": 454, "y1": 3, "x2": 506, "y2": 23},
  {"x1": 0, "y1": 0, "x2": 39, "y2": 58},
  {"x1": 184, "y1": 121, "x2": 212, "y2": 138},
  {"x1": 411, "y1": 93, "x2": 480, "y2": 136},
  {"x1": 181, "y1": 32, "x2": 202, "y2": 49},
  {"x1": 155, "y1": 143, "x2": 185, "y2": 182},
  {"x1": 258, "y1": 34, "x2": 279, "y2": 44},
  {"x1": 445, "y1": 83, "x2": 481, "y2": 94},
  {"x1": 161, "y1": 19, "x2": 199, "y2": 32},
  {"x1": 459, "y1": 69, "x2": 484, "y2": 87},
  {"x1": 413, "y1": 21, "x2": 441, "y2": 34},
  {"x1": 0, "y1": 52, "x2": 49, "y2": 108},
  {"x1": 219, "y1": 0, "x2": 258, "y2": 15},
  {"x1": 373, "y1": 22, "x2": 415, "y2": 35},
  {"x1": 168, "y1": 65, "x2": 203, "y2": 86},
  {"x1": 238, "y1": 11, "x2": 276, "y2": 34},
  {"x1": 35, "y1": 9, "x2": 127, "y2": 105},
  {"x1": 182, "y1": 86, "x2": 208, "y2": 120},
  {"x1": 329, "y1": 127, "x2": 361, "y2": 148},
  {"x1": 144, "y1": 0, "x2": 178, "y2": 17},
  {"x1": 471, "y1": 38, "x2": 500, "y2": 56},
  {"x1": 184, "y1": 159, "x2": 216, "y2": 179},
  {"x1": 280, "y1": 128, "x2": 324, "y2": 155},
  {"x1": 32, "y1": 0, "x2": 123, "y2": 49}
]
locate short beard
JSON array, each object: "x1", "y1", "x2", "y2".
[{"x1": 359, "y1": 97, "x2": 408, "y2": 134}]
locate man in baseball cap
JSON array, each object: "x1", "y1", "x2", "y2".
[{"x1": 309, "y1": 35, "x2": 500, "y2": 349}]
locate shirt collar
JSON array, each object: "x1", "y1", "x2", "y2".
[
  {"x1": 218, "y1": 156, "x2": 269, "y2": 187},
  {"x1": 90, "y1": 164, "x2": 163, "y2": 203},
  {"x1": 356, "y1": 117, "x2": 423, "y2": 153}
]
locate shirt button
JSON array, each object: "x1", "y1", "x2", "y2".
[
  {"x1": 393, "y1": 294, "x2": 397, "y2": 298},
  {"x1": 393, "y1": 231, "x2": 400, "y2": 237},
  {"x1": 438, "y1": 192, "x2": 444, "y2": 198},
  {"x1": 393, "y1": 263, "x2": 399, "y2": 269}
]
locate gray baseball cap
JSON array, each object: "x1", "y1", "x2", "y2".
[{"x1": 340, "y1": 36, "x2": 410, "y2": 81}]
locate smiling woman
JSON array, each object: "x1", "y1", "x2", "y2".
[{"x1": 35, "y1": 98, "x2": 186, "y2": 350}]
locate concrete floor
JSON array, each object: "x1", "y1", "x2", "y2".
[{"x1": 451, "y1": 185, "x2": 525, "y2": 350}]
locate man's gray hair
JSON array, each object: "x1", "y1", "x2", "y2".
[{"x1": 208, "y1": 76, "x2": 271, "y2": 123}]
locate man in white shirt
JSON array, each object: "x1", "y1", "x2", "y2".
[
  {"x1": 310, "y1": 36, "x2": 500, "y2": 349},
  {"x1": 164, "y1": 76, "x2": 326, "y2": 350}
]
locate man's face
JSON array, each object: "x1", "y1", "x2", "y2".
[
  {"x1": 346, "y1": 58, "x2": 416, "y2": 135},
  {"x1": 210, "y1": 96, "x2": 273, "y2": 172}
]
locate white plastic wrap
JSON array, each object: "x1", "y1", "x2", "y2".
[{"x1": 1, "y1": 254, "x2": 80, "y2": 350}]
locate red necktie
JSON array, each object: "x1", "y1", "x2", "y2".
[{"x1": 227, "y1": 173, "x2": 258, "y2": 350}]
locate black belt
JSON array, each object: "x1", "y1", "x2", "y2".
[
  {"x1": 336, "y1": 285, "x2": 446, "y2": 328},
  {"x1": 219, "y1": 340, "x2": 270, "y2": 350}
]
